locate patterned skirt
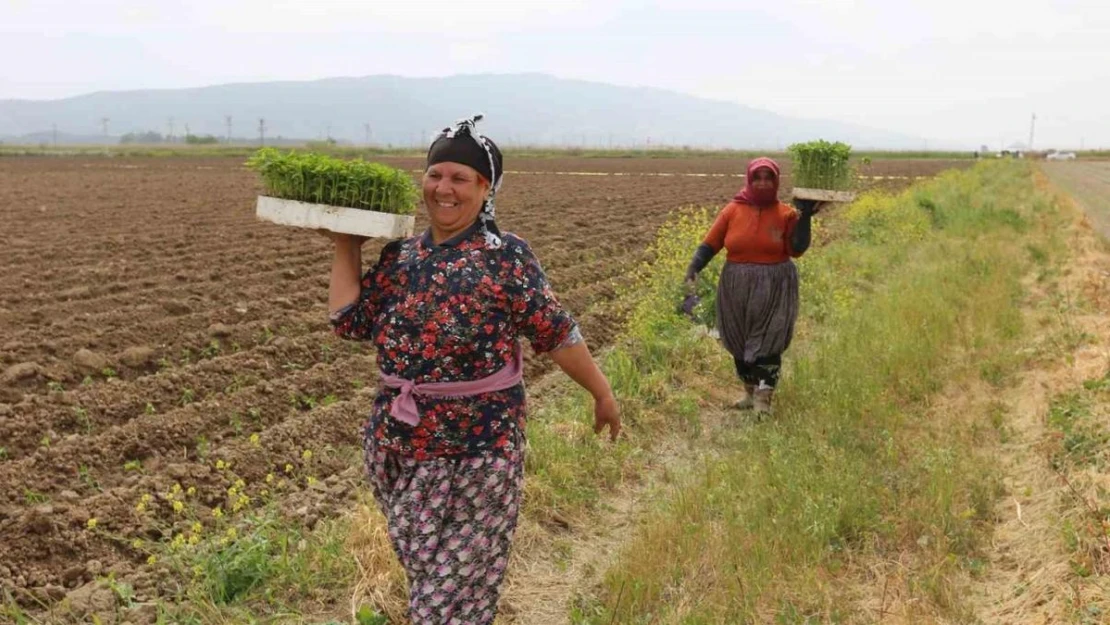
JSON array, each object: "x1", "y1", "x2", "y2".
[
  {"x1": 364, "y1": 432, "x2": 525, "y2": 625},
  {"x1": 716, "y1": 260, "x2": 799, "y2": 362}
]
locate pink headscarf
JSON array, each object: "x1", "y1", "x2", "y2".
[{"x1": 733, "y1": 157, "x2": 781, "y2": 207}]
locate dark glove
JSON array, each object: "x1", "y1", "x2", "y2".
[
  {"x1": 680, "y1": 294, "x2": 700, "y2": 318},
  {"x1": 792, "y1": 199, "x2": 821, "y2": 216}
]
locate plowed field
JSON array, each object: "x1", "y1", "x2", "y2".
[{"x1": 0, "y1": 155, "x2": 970, "y2": 605}]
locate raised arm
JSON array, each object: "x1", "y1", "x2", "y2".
[
  {"x1": 789, "y1": 200, "x2": 821, "y2": 257},
  {"x1": 325, "y1": 234, "x2": 401, "y2": 341},
  {"x1": 326, "y1": 233, "x2": 368, "y2": 314}
]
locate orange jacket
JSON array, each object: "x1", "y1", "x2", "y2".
[{"x1": 703, "y1": 201, "x2": 802, "y2": 264}]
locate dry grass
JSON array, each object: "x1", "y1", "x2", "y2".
[
  {"x1": 960, "y1": 175, "x2": 1110, "y2": 624},
  {"x1": 347, "y1": 497, "x2": 408, "y2": 623}
]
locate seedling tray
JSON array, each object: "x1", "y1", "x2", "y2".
[
  {"x1": 256, "y1": 196, "x2": 415, "y2": 238},
  {"x1": 792, "y1": 188, "x2": 857, "y2": 203}
]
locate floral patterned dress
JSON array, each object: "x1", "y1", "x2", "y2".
[{"x1": 332, "y1": 222, "x2": 578, "y2": 624}]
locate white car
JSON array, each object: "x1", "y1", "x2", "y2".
[{"x1": 1046, "y1": 151, "x2": 1077, "y2": 161}]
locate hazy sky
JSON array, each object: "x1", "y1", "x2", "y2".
[{"x1": 3, "y1": 0, "x2": 1107, "y2": 149}]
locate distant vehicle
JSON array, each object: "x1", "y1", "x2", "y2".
[{"x1": 1046, "y1": 151, "x2": 1077, "y2": 161}]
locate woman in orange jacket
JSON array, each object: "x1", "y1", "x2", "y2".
[{"x1": 685, "y1": 157, "x2": 820, "y2": 416}]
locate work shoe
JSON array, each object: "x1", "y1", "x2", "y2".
[
  {"x1": 732, "y1": 384, "x2": 756, "y2": 410},
  {"x1": 753, "y1": 387, "x2": 774, "y2": 416}
]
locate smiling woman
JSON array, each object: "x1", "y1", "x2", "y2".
[
  {"x1": 423, "y1": 162, "x2": 489, "y2": 243},
  {"x1": 320, "y1": 116, "x2": 622, "y2": 625}
]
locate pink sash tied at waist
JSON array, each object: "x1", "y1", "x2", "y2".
[{"x1": 378, "y1": 345, "x2": 525, "y2": 426}]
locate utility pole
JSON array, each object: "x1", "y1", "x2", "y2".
[
  {"x1": 364, "y1": 123, "x2": 371, "y2": 147},
  {"x1": 1028, "y1": 113, "x2": 1036, "y2": 151},
  {"x1": 184, "y1": 123, "x2": 191, "y2": 141},
  {"x1": 52, "y1": 123, "x2": 58, "y2": 147},
  {"x1": 167, "y1": 117, "x2": 175, "y2": 143},
  {"x1": 225, "y1": 115, "x2": 233, "y2": 144},
  {"x1": 258, "y1": 118, "x2": 266, "y2": 146},
  {"x1": 100, "y1": 117, "x2": 110, "y2": 138}
]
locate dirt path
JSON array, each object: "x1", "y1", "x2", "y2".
[
  {"x1": 1042, "y1": 162, "x2": 1110, "y2": 239},
  {"x1": 964, "y1": 169, "x2": 1110, "y2": 623},
  {"x1": 498, "y1": 364, "x2": 737, "y2": 624}
]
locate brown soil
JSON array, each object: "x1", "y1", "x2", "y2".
[{"x1": 0, "y1": 155, "x2": 963, "y2": 609}]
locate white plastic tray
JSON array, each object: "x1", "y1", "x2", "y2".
[
  {"x1": 255, "y1": 196, "x2": 415, "y2": 238},
  {"x1": 792, "y1": 187, "x2": 857, "y2": 203}
]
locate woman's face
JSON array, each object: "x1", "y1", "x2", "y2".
[
  {"x1": 750, "y1": 167, "x2": 776, "y2": 191},
  {"x1": 422, "y1": 162, "x2": 490, "y2": 236}
]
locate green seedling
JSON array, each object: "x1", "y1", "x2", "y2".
[{"x1": 246, "y1": 148, "x2": 418, "y2": 214}]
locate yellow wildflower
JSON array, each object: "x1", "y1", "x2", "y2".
[
  {"x1": 226, "y1": 527, "x2": 238, "y2": 539},
  {"x1": 146, "y1": 555, "x2": 157, "y2": 565},
  {"x1": 86, "y1": 518, "x2": 98, "y2": 530},
  {"x1": 301, "y1": 449, "x2": 313, "y2": 461},
  {"x1": 212, "y1": 506, "x2": 223, "y2": 519},
  {"x1": 284, "y1": 463, "x2": 294, "y2": 474},
  {"x1": 249, "y1": 433, "x2": 260, "y2": 446},
  {"x1": 265, "y1": 473, "x2": 275, "y2": 484},
  {"x1": 188, "y1": 534, "x2": 200, "y2": 546},
  {"x1": 173, "y1": 500, "x2": 185, "y2": 514},
  {"x1": 131, "y1": 538, "x2": 143, "y2": 549},
  {"x1": 215, "y1": 459, "x2": 227, "y2": 471}
]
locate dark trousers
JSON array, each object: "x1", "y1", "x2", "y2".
[{"x1": 734, "y1": 354, "x2": 782, "y2": 388}]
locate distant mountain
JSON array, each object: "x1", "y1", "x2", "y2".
[{"x1": 0, "y1": 73, "x2": 923, "y2": 149}]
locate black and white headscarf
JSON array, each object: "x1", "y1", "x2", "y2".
[{"x1": 426, "y1": 114, "x2": 505, "y2": 248}]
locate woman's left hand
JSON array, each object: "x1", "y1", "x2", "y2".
[
  {"x1": 549, "y1": 341, "x2": 622, "y2": 441},
  {"x1": 793, "y1": 199, "x2": 825, "y2": 216},
  {"x1": 593, "y1": 393, "x2": 622, "y2": 441}
]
